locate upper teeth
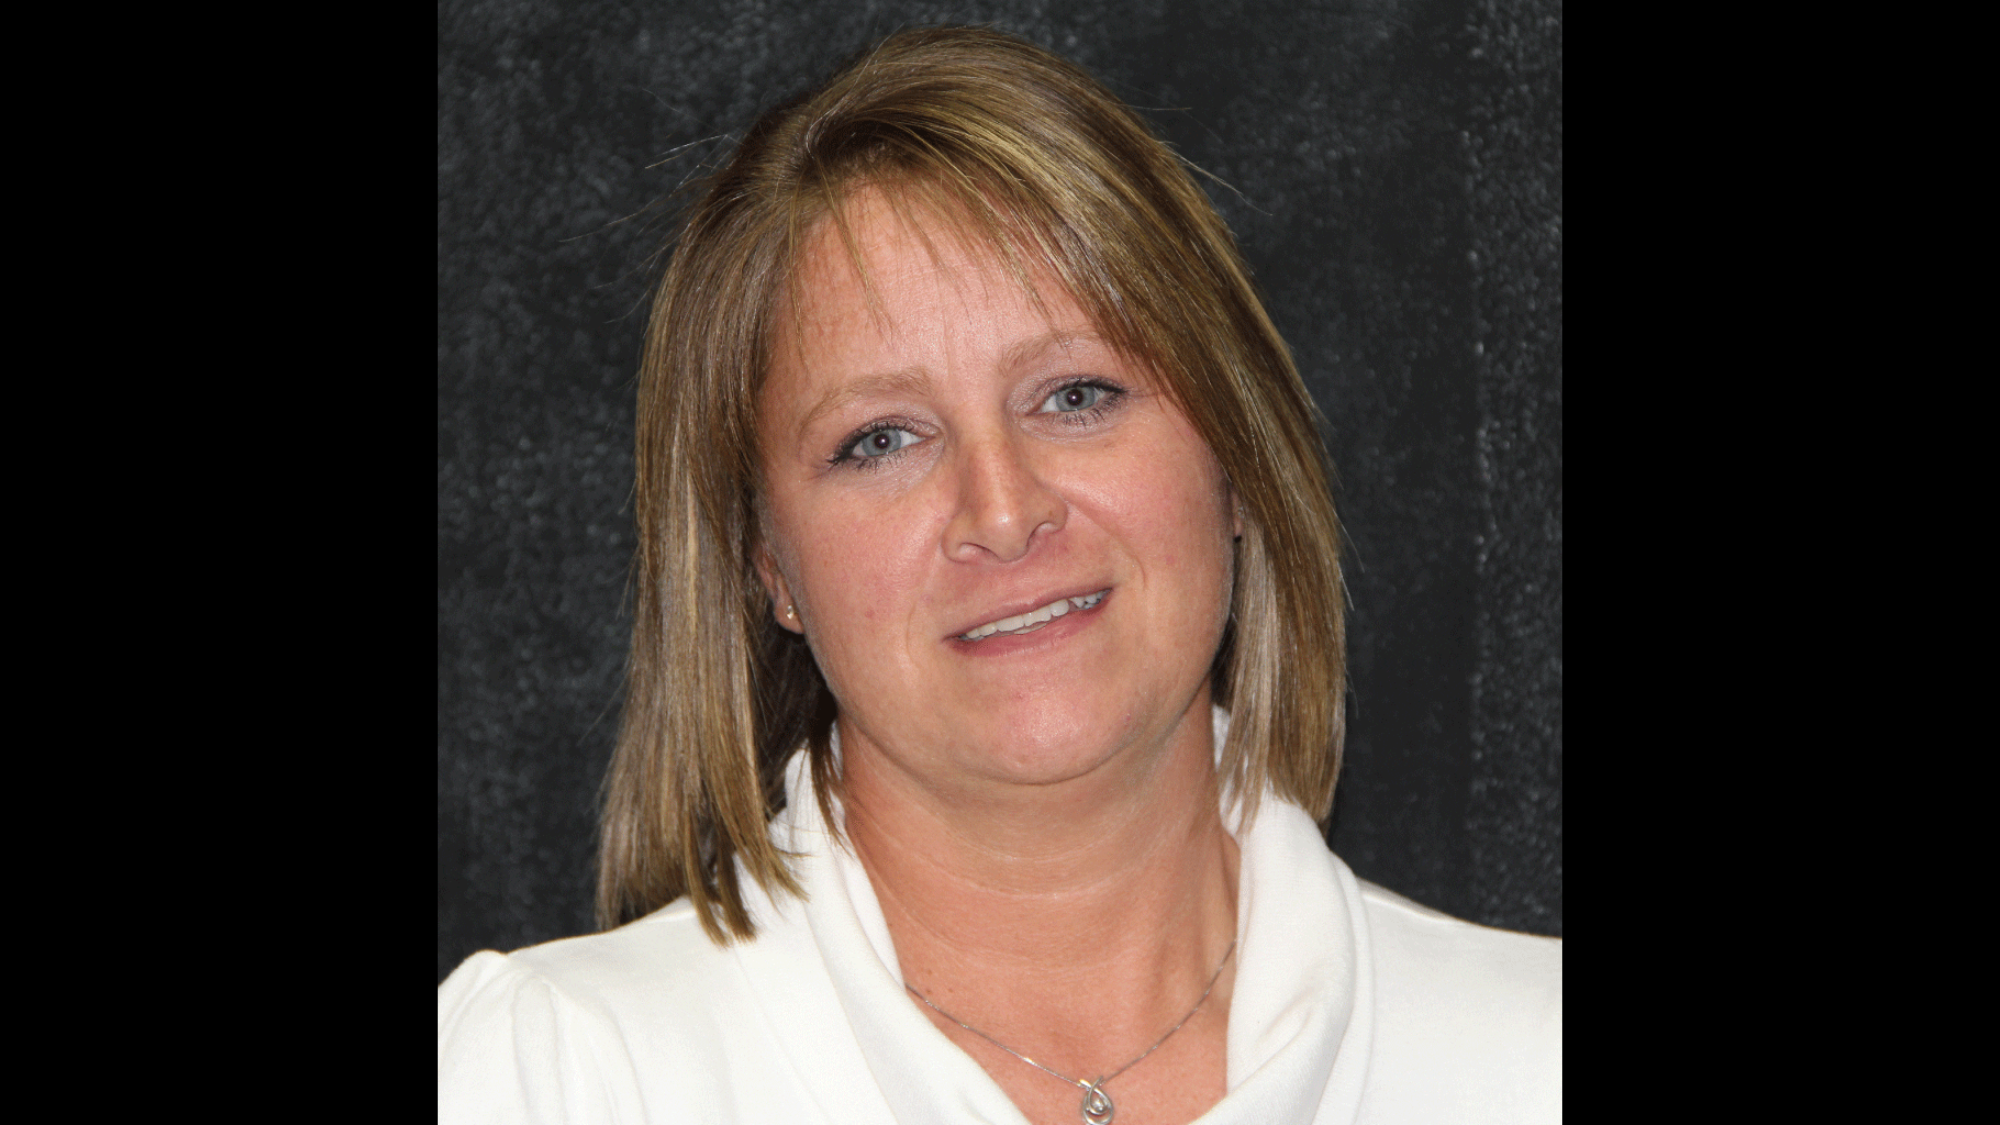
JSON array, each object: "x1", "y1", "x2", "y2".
[{"x1": 960, "y1": 591, "x2": 1106, "y2": 641}]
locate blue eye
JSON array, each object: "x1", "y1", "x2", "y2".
[
  {"x1": 848, "y1": 426, "x2": 920, "y2": 460},
  {"x1": 1041, "y1": 384, "x2": 1106, "y2": 412}
]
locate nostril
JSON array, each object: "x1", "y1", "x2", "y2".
[{"x1": 943, "y1": 443, "x2": 1066, "y2": 562}]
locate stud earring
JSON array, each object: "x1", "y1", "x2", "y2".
[{"x1": 785, "y1": 604, "x2": 797, "y2": 621}]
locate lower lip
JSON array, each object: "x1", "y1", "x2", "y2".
[{"x1": 948, "y1": 591, "x2": 1110, "y2": 657}]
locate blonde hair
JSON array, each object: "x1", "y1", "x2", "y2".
[{"x1": 599, "y1": 26, "x2": 1345, "y2": 943}]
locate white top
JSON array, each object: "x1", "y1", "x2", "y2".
[{"x1": 439, "y1": 731, "x2": 1561, "y2": 1123}]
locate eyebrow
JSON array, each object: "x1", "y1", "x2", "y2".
[
  {"x1": 790, "y1": 329, "x2": 1116, "y2": 443},
  {"x1": 1005, "y1": 328, "x2": 1109, "y2": 371},
  {"x1": 794, "y1": 368, "x2": 934, "y2": 444}
]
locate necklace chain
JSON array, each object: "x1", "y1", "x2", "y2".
[{"x1": 905, "y1": 938, "x2": 1237, "y2": 1125}]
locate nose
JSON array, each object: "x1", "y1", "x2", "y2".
[{"x1": 942, "y1": 433, "x2": 1066, "y2": 563}]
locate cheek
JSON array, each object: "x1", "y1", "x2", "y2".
[
  {"x1": 1069, "y1": 450, "x2": 1235, "y2": 634},
  {"x1": 1161, "y1": 478, "x2": 1237, "y2": 590},
  {"x1": 1085, "y1": 439, "x2": 1235, "y2": 562},
  {"x1": 781, "y1": 498, "x2": 929, "y2": 633}
]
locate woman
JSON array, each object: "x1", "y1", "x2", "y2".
[{"x1": 440, "y1": 26, "x2": 1559, "y2": 1125}]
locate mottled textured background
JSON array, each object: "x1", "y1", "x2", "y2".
[{"x1": 438, "y1": 0, "x2": 1561, "y2": 983}]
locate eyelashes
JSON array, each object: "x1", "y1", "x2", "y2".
[
  {"x1": 830, "y1": 420, "x2": 925, "y2": 469},
  {"x1": 826, "y1": 378, "x2": 1127, "y2": 471}
]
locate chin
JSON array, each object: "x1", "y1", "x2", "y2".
[{"x1": 955, "y1": 705, "x2": 1146, "y2": 785}]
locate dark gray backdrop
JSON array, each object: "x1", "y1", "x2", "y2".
[{"x1": 438, "y1": 0, "x2": 1561, "y2": 984}]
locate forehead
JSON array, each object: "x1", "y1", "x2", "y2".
[
  {"x1": 776, "y1": 189, "x2": 1078, "y2": 363},
  {"x1": 757, "y1": 189, "x2": 1124, "y2": 445}
]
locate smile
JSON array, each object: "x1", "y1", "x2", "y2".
[{"x1": 957, "y1": 590, "x2": 1108, "y2": 642}]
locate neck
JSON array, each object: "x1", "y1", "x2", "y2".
[{"x1": 837, "y1": 698, "x2": 1240, "y2": 1036}]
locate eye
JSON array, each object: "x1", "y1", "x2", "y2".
[
  {"x1": 845, "y1": 426, "x2": 921, "y2": 461},
  {"x1": 1040, "y1": 383, "x2": 1108, "y2": 413}
]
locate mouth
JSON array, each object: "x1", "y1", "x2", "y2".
[{"x1": 957, "y1": 589, "x2": 1108, "y2": 642}]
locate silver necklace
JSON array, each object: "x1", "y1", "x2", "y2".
[{"x1": 905, "y1": 939, "x2": 1237, "y2": 1125}]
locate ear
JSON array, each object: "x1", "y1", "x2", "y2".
[
  {"x1": 753, "y1": 542, "x2": 805, "y2": 634},
  {"x1": 1229, "y1": 483, "x2": 1245, "y2": 540}
]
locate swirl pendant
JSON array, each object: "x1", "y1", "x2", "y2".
[
  {"x1": 905, "y1": 939, "x2": 1235, "y2": 1125},
  {"x1": 1081, "y1": 1080, "x2": 1114, "y2": 1125}
]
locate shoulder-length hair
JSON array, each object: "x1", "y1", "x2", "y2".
[{"x1": 599, "y1": 26, "x2": 1345, "y2": 943}]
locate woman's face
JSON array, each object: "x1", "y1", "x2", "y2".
[{"x1": 755, "y1": 191, "x2": 1240, "y2": 795}]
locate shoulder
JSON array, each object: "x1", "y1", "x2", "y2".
[
  {"x1": 1354, "y1": 880, "x2": 1562, "y2": 1123},
  {"x1": 438, "y1": 900, "x2": 758, "y2": 1124},
  {"x1": 507, "y1": 898, "x2": 750, "y2": 1026},
  {"x1": 1357, "y1": 880, "x2": 1563, "y2": 1009}
]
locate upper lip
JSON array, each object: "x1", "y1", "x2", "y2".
[{"x1": 946, "y1": 585, "x2": 1109, "y2": 639}]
